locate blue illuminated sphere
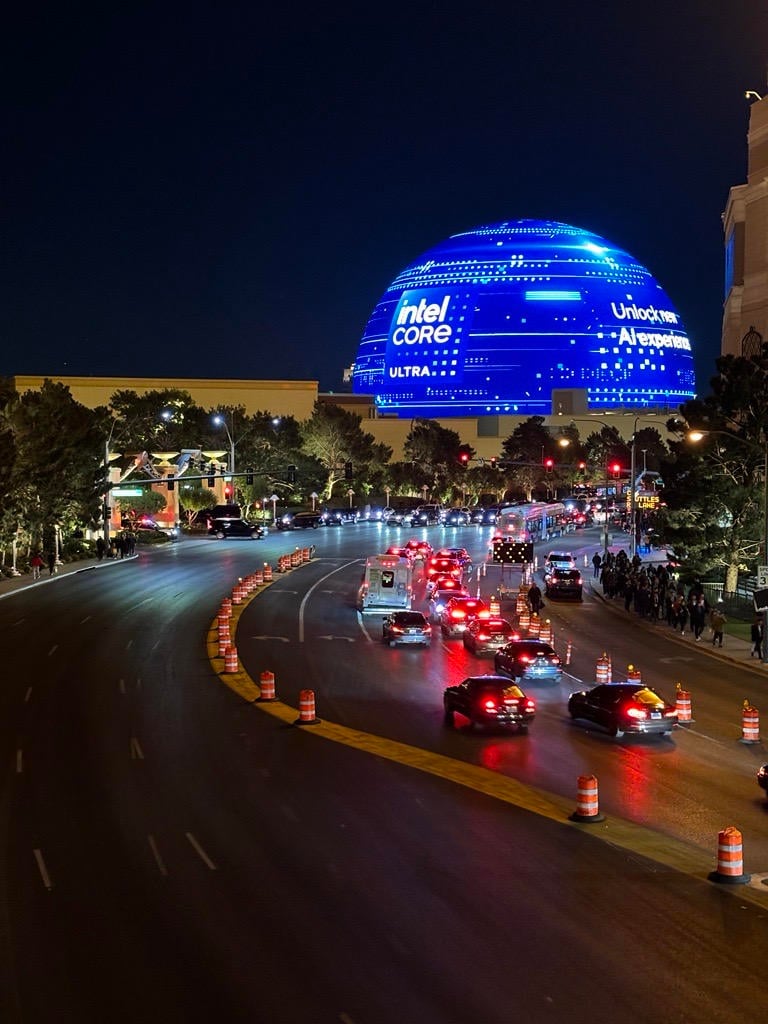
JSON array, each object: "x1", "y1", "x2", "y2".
[{"x1": 352, "y1": 219, "x2": 696, "y2": 416}]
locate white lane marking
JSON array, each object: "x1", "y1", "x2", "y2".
[
  {"x1": 16, "y1": 750, "x2": 23, "y2": 774},
  {"x1": 298, "y1": 560, "x2": 364, "y2": 643},
  {"x1": 151, "y1": 640, "x2": 161, "y2": 652},
  {"x1": 316, "y1": 635, "x2": 356, "y2": 642},
  {"x1": 356, "y1": 611, "x2": 376, "y2": 643},
  {"x1": 48, "y1": 645, "x2": 57, "y2": 656},
  {"x1": 250, "y1": 635, "x2": 290, "y2": 641},
  {"x1": 185, "y1": 832, "x2": 217, "y2": 870},
  {"x1": 80, "y1": 615, "x2": 91, "y2": 624},
  {"x1": 119, "y1": 679, "x2": 126, "y2": 694},
  {"x1": 130, "y1": 737, "x2": 144, "y2": 760},
  {"x1": 33, "y1": 849, "x2": 53, "y2": 890},
  {"x1": 147, "y1": 834, "x2": 168, "y2": 877},
  {"x1": 24, "y1": 687, "x2": 32, "y2": 703},
  {"x1": 126, "y1": 639, "x2": 133, "y2": 651}
]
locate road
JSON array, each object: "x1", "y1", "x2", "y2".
[{"x1": 0, "y1": 525, "x2": 767, "y2": 1023}]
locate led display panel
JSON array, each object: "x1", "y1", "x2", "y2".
[{"x1": 352, "y1": 220, "x2": 696, "y2": 416}]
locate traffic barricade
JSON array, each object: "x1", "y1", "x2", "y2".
[
  {"x1": 675, "y1": 684, "x2": 693, "y2": 723},
  {"x1": 224, "y1": 645, "x2": 239, "y2": 673},
  {"x1": 627, "y1": 664, "x2": 642, "y2": 684},
  {"x1": 263, "y1": 563, "x2": 273, "y2": 582},
  {"x1": 539, "y1": 619, "x2": 552, "y2": 644},
  {"x1": 708, "y1": 826, "x2": 750, "y2": 884},
  {"x1": 595, "y1": 653, "x2": 611, "y2": 684},
  {"x1": 258, "y1": 671, "x2": 277, "y2": 701},
  {"x1": 295, "y1": 689, "x2": 320, "y2": 725},
  {"x1": 518, "y1": 609, "x2": 531, "y2": 634},
  {"x1": 569, "y1": 774, "x2": 605, "y2": 823},
  {"x1": 741, "y1": 702, "x2": 760, "y2": 744}
]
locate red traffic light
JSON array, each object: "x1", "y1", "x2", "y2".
[
  {"x1": 224, "y1": 483, "x2": 233, "y2": 497},
  {"x1": 459, "y1": 452, "x2": 470, "y2": 464},
  {"x1": 610, "y1": 462, "x2": 621, "y2": 477},
  {"x1": 544, "y1": 458, "x2": 554, "y2": 471}
]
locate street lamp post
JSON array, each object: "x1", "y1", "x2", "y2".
[
  {"x1": 212, "y1": 414, "x2": 236, "y2": 477},
  {"x1": 689, "y1": 428, "x2": 768, "y2": 666}
]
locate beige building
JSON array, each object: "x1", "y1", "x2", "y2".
[{"x1": 722, "y1": 93, "x2": 768, "y2": 356}]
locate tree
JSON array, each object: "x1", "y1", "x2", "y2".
[
  {"x1": 178, "y1": 485, "x2": 218, "y2": 527},
  {"x1": 300, "y1": 403, "x2": 392, "y2": 500},
  {"x1": 119, "y1": 489, "x2": 169, "y2": 528}
]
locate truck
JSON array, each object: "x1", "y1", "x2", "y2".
[{"x1": 358, "y1": 553, "x2": 413, "y2": 614}]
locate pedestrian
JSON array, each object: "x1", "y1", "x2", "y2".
[
  {"x1": 47, "y1": 550, "x2": 56, "y2": 576},
  {"x1": 592, "y1": 551, "x2": 602, "y2": 578},
  {"x1": 691, "y1": 595, "x2": 708, "y2": 641},
  {"x1": 751, "y1": 615, "x2": 763, "y2": 659},
  {"x1": 527, "y1": 582, "x2": 543, "y2": 613},
  {"x1": 96, "y1": 536, "x2": 106, "y2": 561},
  {"x1": 30, "y1": 552, "x2": 44, "y2": 580},
  {"x1": 710, "y1": 605, "x2": 726, "y2": 648},
  {"x1": 677, "y1": 601, "x2": 688, "y2": 636}
]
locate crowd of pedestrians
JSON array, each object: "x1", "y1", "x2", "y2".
[
  {"x1": 95, "y1": 532, "x2": 136, "y2": 560},
  {"x1": 593, "y1": 548, "x2": 758, "y2": 652}
]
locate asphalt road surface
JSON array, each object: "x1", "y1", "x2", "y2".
[{"x1": 1, "y1": 524, "x2": 767, "y2": 1023}]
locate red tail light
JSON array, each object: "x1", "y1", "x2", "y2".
[
  {"x1": 519, "y1": 654, "x2": 530, "y2": 662},
  {"x1": 477, "y1": 633, "x2": 490, "y2": 641},
  {"x1": 524, "y1": 698, "x2": 536, "y2": 711},
  {"x1": 450, "y1": 610, "x2": 466, "y2": 620},
  {"x1": 390, "y1": 625, "x2": 404, "y2": 634},
  {"x1": 626, "y1": 705, "x2": 647, "y2": 720},
  {"x1": 482, "y1": 699, "x2": 497, "y2": 712}
]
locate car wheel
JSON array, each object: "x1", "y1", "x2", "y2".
[
  {"x1": 443, "y1": 706, "x2": 454, "y2": 726},
  {"x1": 611, "y1": 722, "x2": 624, "y2": 738},
  {"x1": 250, "y1": 531, "x2": 259, "y2": 539},
  {"x1": 312, "y1": 522, "x2": 319, "y2": 529},
  {"x1": 389, "y1": 640, "x2": 397, "y2": 648},
  {"x1": 215, "y1": 531, "x2": 225, "y2": 539}
]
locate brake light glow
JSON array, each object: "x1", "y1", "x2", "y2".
[
  {"x1": 626, "y1": 705, "x2": 647, "y2": 720},
  {"x1": 450, "y1": 610, "x2": 466, "y2": 620},
  {"x1": 477, "y1": 633, "x2": 490, "y2": 641},
  {"x1": 390, "y1": 625, "x2": 404, "y2": 634},
  {"x1": 524, "y1": 699, "x2": 536, "y2": 711},
  {"x1": 482, "y1": 699, "x2": 497, "y2": 711}
]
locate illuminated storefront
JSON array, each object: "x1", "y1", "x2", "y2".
[{"x1": 353, "y1": 219, "x2": 696, "y2": 417}]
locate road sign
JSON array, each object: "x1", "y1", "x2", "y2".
[
  {"x1": 492, "y1": 539, "x2": 534, "y2": 565},
  {"x1": 112, "y1": 487, "x2": 144, "y2": 497},
  {"x1": 758, "y1": 566, "x2": 768, "y2": 588}
]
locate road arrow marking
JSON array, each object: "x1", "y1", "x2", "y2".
[
  {"x1": 316, "y1": 635, "x2": 356, "y2": 642},
  {"x1": 251, "y1": 635, "x2": 290, "y2": 642}
]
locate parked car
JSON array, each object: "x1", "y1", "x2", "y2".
[
  {"x1": 382, "y1": 611, "x2": 432, "y2": 647},
  {"x1": 444, "y1": 508, "x2": 470, "y2": 526},
  {"x1": 209, "y1": 518, "x2": 265, "y2": 540},
  {"x1": 462, "y1": 616, "x2": 519, "y2": 655},
  {"x1": 322, "y1": 506, "x2": 360, "y2": 525},
  {"x1": 440, "y1": 596, "x2": 488, "y2": 637},
  {"x1": 494, "y1": 639, "x2": 563, "y2": 683},
  {"x1": 443, "y1": 675, "x2": 536, "y2": 732},
  {"x1": 412, "y1": 504, "x2": 445, "y2": 526},
  {"x1": 277, "y1": 509, "x2": 324, "y2": 530},
  {"x1": 544, "y1": 567, "x2": 583, "y2": 600},
  {"x1": 385, "y1": 507, "x2": 415, "y2": 527},
  {"x1": 568, "y1": 683, "x2": 678, "y2": 738}
]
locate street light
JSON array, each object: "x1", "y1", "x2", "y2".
[
  {"x1": 688, "y1": 428, "x2": 768, "y2": 665},
  {"x1": 212, "y1": 413, "x2": 236, "y2": 477}
]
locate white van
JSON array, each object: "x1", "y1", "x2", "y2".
[{"x1": 358, "y1": 554, "x2": 413, "y2": 613}]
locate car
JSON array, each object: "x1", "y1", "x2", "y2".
[
  {"x1": 469, "y1": 506, "x2": 487, "y2": 524},
  {"x1": 277, "y1": 509, "x2": 324, "y2": 530},
  {"x1": 385, "y1": 507, "x2": 414, "y2": 527},
  {"x1": 440, "y1": 596, "x2": 488, "y2": 637},
  {"x1": 428, "y1": 584, "x2": 470, "y2": 621},
  {"x1": 443, "y1": 675, "x2": 536, "y2": 732},
  {"x1": 544, "y1": 551, "x2": 576, "y2": 571},
  {"x1": 404, "y1": 538, "x2": 431, "y2": 561},
  {"x1": 758, "y1": 764, "x2": 768, "y2": 794},
  {"x1": 412, "y1": 504, "x2": 445, "y2": 526},
  {"x1": 436, "y1": 546, "x2": 472, "y2": 567},
  {"x1": 494, "y1": 638, "x2": 563, "y2": 683},
  {"x1": 567, "y1": 683, "x2": 678, "y2": 738},
  {"x1": 480, "y1": 506, "x2": 502, "y2": 525},
  {"x1": 444, "y1": 508, "x2": 470, "y2": 526},
  {"x1": 425, "y1": 573, "x2": 465, "y2": 597},
  {"x1": 209, "y1": 518, "x2": 265, "y2": 540},
  {"x1": 385, "y1": 545, "x2": 415, "y2": 562},
  {"x1": 462, "y1": 616, "x2": 519, "y2": 655},
  {"x1": 544, "y1": 567, "x2": 583, "y2": 600},
  {"x1": 426, "y1": 556, "x2": 463, "y2": 582},
  {"x1": 382, "y1": 611, "x2": 432, "y2": 647},
  {"x1": 322, "y1": 507, "x2": 359, "y2": 525}
]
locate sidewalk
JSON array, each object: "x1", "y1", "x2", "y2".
[{"x1": 0, "y1": 553, "x2": 136, "y2": 600}]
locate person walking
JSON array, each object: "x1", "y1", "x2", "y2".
[
  {"x1": 751, "y1": 615, "x2": 763, "y2": 659},
  {"x1": 527, "y1": 582, "x2": 543, "y2": 613},
  {"x1": 96, "y1": 536, "x2": 106, "y2": 561},
  {"x1": 592, "y1": 552, "x2": 602, "y2": 579},
  {"x1": 30, "y1": 552, "x2": 44, "y2": 580},
  {"x1": 47, "y1": 550, "x2": 56, "y2": 576},
  {"x1": 691, "y1": 595, "x2": 708, "y2": 641},
  {"x1": 710, "y1": 605, "x2": 726, "y2": 648}
]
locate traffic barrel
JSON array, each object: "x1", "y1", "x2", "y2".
[
  {"x1": 518, "y1": 609, "x2": 531, "y2": 634},
  {"x1": 254, "y1": 569, "x2": 264, "y2": 586},
  {"x1": 595, "y1": 653, "x2": 611, "y2": 684},
  {"x1": 569, "y1": 774, "x2": 605, "y2": 823},
  {"x1": 218, "y1": 632, "x2": 231, "y2": 658},
  {"x1": 263, "y1": 563, "x2": 273, "y2": 582},
  {"x1": 627, "y1": 664, "x2": 642, "y2": 683},
  {"x1": 295, "y1": 689, "x2": 320, "y2": 725},
  {"x1": 302, "y1": 547, "x2": 311, "y2": 563},
  {"x1": 291, "y1": 550, "x2": 301, "y2": 568},
  {"x1": 224, "y1": 645, "x2": 239, "y2": 673},
  {"x1": 489, "y1": 596, "x2": 501, "y2": 616},
  {"x1": 539, "y1": 619, "x2": 552, "y2": 644},
  {"x1": 708, "y1": 826, "x2": 750, "y2": 884},
  {"x1": 231, "y1": 583, "x2": 243, "y2": 605},
  {"x1": 515, "y1": 592, "x2": 527, "y2": 615},
  {"x1": 258, "y1": 670, "x2": 277, "y2": 701},
  {"x1": 565, "y1": 640, "x2": 573, "y2": 665},
  {"x1": 741, "y1": 702, "x2": 760, "y2": 744},
  {"x1": 529, "y1": 612, "x2": 540, "y2": 636},
  {"x1": 675, "y1": 683, "x2": 693, "y2": 724},
  {"x1": 217, "y1": 611, "x2": 231, "y2": 635}
]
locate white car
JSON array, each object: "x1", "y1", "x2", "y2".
[{"x1": 544, "y1": 551, "x2": 576, "y2": 571}]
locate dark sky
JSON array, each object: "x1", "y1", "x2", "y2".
[{"x1": 3, "y1": 2, "x2": 766, "y2": 394}]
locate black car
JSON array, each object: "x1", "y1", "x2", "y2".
[
  {"x1": 568, "y1": 683, "x2": 678, "y2": 738},
  {"x1": 480, "y1": 506, "x2": 502, "y2": 525},
  {"x1": 382, "y1": 611, "x2": 432, "y2": 647},
  {"x1": 444, "y1": 508, "x2": 470, "y2": 526},
  {"x1": 209, "y1": 518, "x2": 265, "y2": 540},
  {"x1": 277, "y1": 510, "x2": 323, "y2": 530},
  {"x1": 322, "y1": 507, "x2": 360, "y2": 525},
  {"x1": 462, "y1": 617, "x2": 518, "y2": 655},
  {"x1": 544, "y1": 567, "x2": 583, "y2": 600},
  {"x1": 443, "y1": 675, "x2": 536, "y2": 732},
  {"x1": 494, "y1": 639, "x2": 563, "y2": 683},
  {"x1": 412, "y1": 504, "x2": 445, "y2": 526}
]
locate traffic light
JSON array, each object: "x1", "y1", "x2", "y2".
[
  {"x1": 245, "y1": 469, "x2": 254, "y2": 486},
  {"x1": 490, "y1": 457, "x2": 497, "y2": 469},
  {"x1": 224, "y1": 483, "x2": 233, "y2": 499},
  {"x1": 207, "y1": 472, "x2": 216, "y2": 487},
  {"x1": 344, "y1": 461, "x2": 353, "y2": 480},
  {"x1": 459, "y1": 452, "x2": 470, "y2": 465},
  {"x1": 544, "y1": 458, "x2": 554, "y2": 473},
  {"x1": 578, "y1": 461, "x2": 587, "y2": 473},
  {"x1": 166, "y1": 475, "x2": 175, "y2": 491},
  {"x1": 611, "y1": 462, "x2": 621, "y2": 478}
]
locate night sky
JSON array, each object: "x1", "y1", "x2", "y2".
[{"x1": 3, "y1": 2, "x2": 766, "y2": 395}]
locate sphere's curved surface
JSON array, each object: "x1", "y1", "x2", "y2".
[{"x1": 352, "y1": 219, "x2": 696, "y2": 416}]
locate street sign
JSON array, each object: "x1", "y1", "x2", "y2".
[
  {"x1": 113, "y1": 488, "x2": 144, "y2": 497},
  {"x1": 492, "y1": 539, "x2": 533, "y2": 565},
  {"x1": 758, "y1": 566, "x2": 768, "y2": 588}
]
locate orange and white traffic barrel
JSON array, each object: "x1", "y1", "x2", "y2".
[
  {"x1": 595, "y1": 653, "x2": 610, "y2": 684},
  {"x1": 264, "y1": 562, "x2": 273, "y2": 582},
  {"x1": 218, "y1": 632, "x2": 231, "y2": 658},
  {"x1": 258, "y1": 670, "x2": 277, "y2": 702},
  {"x1": 675, "y1": 684, "x2": 693, "y2": 723},
  {"x1": 217, "y1": 611, "x2": 231, "y2": 634},
  {"x1": 254, "y1": 569, "x2": 264, "y2": 587},
  {"x1": 518, "y1": 609, "x2": 530, "y2": 634},
  {"x1": 708, "y1": 826, "x2": 750, "y2": 884},
  {"x1": 294, "y1": 688, "x2": 320, "y2": 725},
  {"x1": 741, "y1": 702, "x2": 760, "y2": 744},
  {"x1": 291, "y1": 550, "x2": 301, "y2": 568},
  {"x1": 515, "y1": 593, "x2": 527, "y2": 615},
  {"x1": 565, "y1": 640, "x2": 573, "y2": 665},
  {"x1": 231, "y1": 584, "x2": 243, "y2": 605},
  {"x1": 489, "y1": 596, "x2": 501, "y2": 616},
  {"x1": 627, "y1": 664, "x2": 642, "y2": 684},
  {"x1": 539, "y1": 619, "x2": 552, "y2": 644},
  {"x1": 224, "y1": 645, "x2": 239, "y2": 673},
  {"x1": 569, "y1": 774, "x2": 605, "y2": 823},
  {"x1": 529, "y1": 612, "x2": 540, "y2": 637},
  {"x1": 302, "y1": 547, "x2": 311, "y2": 563}
]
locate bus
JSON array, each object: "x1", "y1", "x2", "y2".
[
  {"x1": 357, "y1": 553, "x2": 414, "y2": 614},
  {"x1": 493, "y1": 502, "x2": 567, "y2": 543}
]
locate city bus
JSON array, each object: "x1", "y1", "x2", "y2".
[
  {"x1": 357, "y1": 553, "x2": 414, "y2": 614},
  {"x1": 493, "y1": 502, "x2": 567, "y2": 543}
]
